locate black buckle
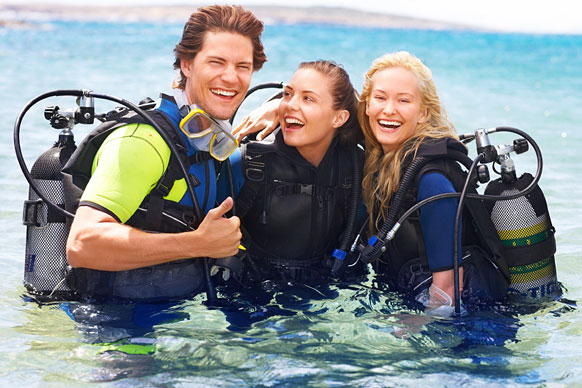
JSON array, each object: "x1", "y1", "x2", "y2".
[
  {"x1": 192, "y1": 152, "x2": 212, "y2": 164},
  {"x1": 246, "y1": 166, "x2": 265, "y2": 182},
  {"x1": 23, "y1": 199, "x2": 42, "y2": 227},
  {"x1": 299, "y1": 184, "x2": 313, "y2": 195}
]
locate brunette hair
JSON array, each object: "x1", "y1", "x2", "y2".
[
  {"x1": 358, "y1": 51, "x2": 458, "y2": 231},
  {"x1": 173, "y1": 5, "x2": 267, "y2": 89},
  {"x1": 298, "y1": 60, "x2": 362, "y2": 146}
]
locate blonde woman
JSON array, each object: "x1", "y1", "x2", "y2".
[{"x1": 359, "y1": 51, "x2": 508, "y2": 313}]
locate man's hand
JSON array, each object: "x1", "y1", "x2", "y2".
[
  {"x1": 67, "y1": 198, "x2": 242, "y2": 271},
  {"x1": 232, "y1": 98, "x2": 280, "y2": 141},
  {"x1": 194, "y1": 197, "x2": 242, "y2": 258}
]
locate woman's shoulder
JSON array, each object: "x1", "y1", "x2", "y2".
[{"x1": 416, "y1": 136, "x2": 464, "y2": 157}]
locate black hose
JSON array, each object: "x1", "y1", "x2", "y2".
[
  {"x1": 14, "y1": 90, "x2": 206, "y2": 221},
  {"x1": 370, "y1": 127, "x2": 543, "y2": 314},
  {"x1": 360, "y1": 156, "x2": 427, "y2": 264},
  {"x1": 229, "y1": 82, "x2": 285, "y2": 125},
  {"x1": 226, "y1": 159, "x2": 236, "y2": 216},
  {"x1": 341, "y1": 148, "x2": 363, "y2": 251},
  {"x1": 78, "y1": 93, "x2": 217, "y2": 304},
  {"x1": 91, "y1": 92, "x2": 217, "y2": 305},
  {"x1": 390, "y1": 128, "x2": 543, "y2": 231},
  {"x1": 331, "y1": 146, "x2": 362, "y2": 275},
  {"x1": 14, "y1": 90, "x2": 79, "y2": 219},
  {"x1": 452, "y1": 153, "x2": 485, "y2": 315}
]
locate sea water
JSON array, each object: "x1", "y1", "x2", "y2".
[{"x1": 0, "y1": 19, "x2": 581, "y2": 387}]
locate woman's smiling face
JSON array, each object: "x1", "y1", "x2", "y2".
[
  {"x1": 279, "y1": 68, "x2": 347, "y2": 166},
  {"x1": 365, "y1": 66, "x2": 428, "y2": 153}
]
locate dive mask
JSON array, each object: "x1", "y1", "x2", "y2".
[{"x1": 179, "y1": 108, "x2": 238, "y2": 161}]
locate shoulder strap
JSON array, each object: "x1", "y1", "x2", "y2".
[
  {"x1": 235, "y1": 141, "x2": 266, "y2": 219},
  {"x1": 142, "y1": 109, "x2": 212, "y2": 230}
]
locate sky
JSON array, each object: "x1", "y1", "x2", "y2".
[{"x1": 5, "y1": 0, "x2": 582, "y2": 34}]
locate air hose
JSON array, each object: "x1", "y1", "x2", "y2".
[
  {"x1": 330, "y1": 146, "x2": 363, "y2": 276},
  {"x1": 230, "y1": 82, "x2": 285, "y2": 126},
  {"x1": 451, "y1": 153, "x2": 485, "y2": 314},
  {"x1": 391, "y1": 127, "x2": 543, "y2": 231}
]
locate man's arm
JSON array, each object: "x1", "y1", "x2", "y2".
[{"x1": 66, "y1": 197, "x2": 242, "y2": 271}]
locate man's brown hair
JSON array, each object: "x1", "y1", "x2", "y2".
[{"x1": 173, "y1": 5, "x2": 267, "y2": 89}]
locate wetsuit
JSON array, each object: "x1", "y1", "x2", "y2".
[{"x1": 62, "y1": 93, "x2": 222, "y2": 301}]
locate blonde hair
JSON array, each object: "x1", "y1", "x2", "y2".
[{"x1": 358, "y1": 51, "x2": 459, "y2": 232}]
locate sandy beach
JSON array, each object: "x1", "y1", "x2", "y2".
[{"x1": 0, "y1": 3, "x2": 469, "y2": 30}]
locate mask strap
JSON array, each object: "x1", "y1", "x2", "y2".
[
  {"x1": 173, "y1": 88, "x2": 193, "y2": 118},
  {"x1": 179, "y1": 105, "x2": 190, "y2": 119}
]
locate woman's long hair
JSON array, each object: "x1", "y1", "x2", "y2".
[{"x1": 358, "y1": 51, "x2": 459, "y2": 231}]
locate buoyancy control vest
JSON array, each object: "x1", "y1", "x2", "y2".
[
  {"x1": 375, "y1": 138, "x2": 510, "y2": 302},
  {"x1": 61, "y1": 94, "x2": 215, "y2": 301},
  {"x1": 235, "y1": 132, "x2": 363, "y2": 282}
]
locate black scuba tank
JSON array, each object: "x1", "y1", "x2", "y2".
[
  {"x1": 484, "y1": 173, "x2": 559, "y2": 300},
  {"x1": 22, "y1": 131, "x2": 76, "y2": 300}
]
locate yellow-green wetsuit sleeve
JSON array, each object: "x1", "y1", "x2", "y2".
[{"x1": 79, "y1": 123, "x2": 171, "y2": 223}]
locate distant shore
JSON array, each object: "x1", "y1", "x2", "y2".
[{"x1": 0, "y1": 3, "x2": 472, "y2": 31}]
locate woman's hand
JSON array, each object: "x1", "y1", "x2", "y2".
[{"x1": 233, "y1": 98, "x2": 280, "y2": 141}]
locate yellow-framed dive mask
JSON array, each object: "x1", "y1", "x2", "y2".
[{"x1": 179, "y1": 108, "x2": 238, "y2": 161}]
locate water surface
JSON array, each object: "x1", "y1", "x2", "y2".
[{"x1": 1, "y1": 20, "x2": 581, "y2": 387}]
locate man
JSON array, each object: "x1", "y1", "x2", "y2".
[{"x1": 64, "y1": 5, "x2": 267, "y2": 301}]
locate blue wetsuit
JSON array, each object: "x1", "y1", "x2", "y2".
[{"x1": 417, "y1": 172, "x2": 462, "y2": 272}]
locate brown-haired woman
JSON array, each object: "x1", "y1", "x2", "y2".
[{"x1": 220, "y1": 60, "x2": 366, "y2": 283}]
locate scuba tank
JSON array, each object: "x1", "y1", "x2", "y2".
[
  {"x1": 22, "y1": 130, "x2": 76, "y2": 299},
  {"x1": 19, "y1": 100, "x2": 93, "y2": 301},
  {"x1": 477, "y1": 131, "x2": 559, "y2": 300},
  {"x1": 15, "y1": 90, "x2": 213, "y2": 303}
]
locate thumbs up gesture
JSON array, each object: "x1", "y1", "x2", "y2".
[{"x1": 193, "y1": 197, "x2": 242, "y2": 258}]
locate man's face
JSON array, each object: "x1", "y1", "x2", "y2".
[{"x1": 181, "y1": 31, "x2": 254, "y2": 120}]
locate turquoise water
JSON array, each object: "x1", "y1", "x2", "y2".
[{"x1": 1, "y1": 19, "x2": 582, "y2": 387}]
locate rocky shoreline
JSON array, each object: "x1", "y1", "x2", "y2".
[{"x1": 0, "y1": 3, "x2": 470, "y2": 31}]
